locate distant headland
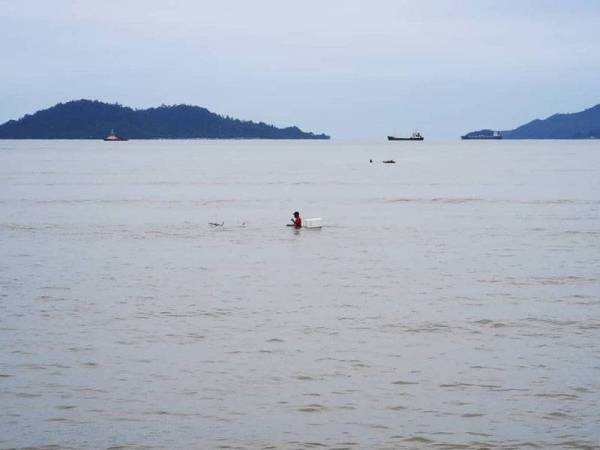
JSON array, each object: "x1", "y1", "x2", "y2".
[
  {"x1": 463, "y1": 103, "x2": 600, "y2": 139},
  {"x1": 0, "y1": 100, "x2": 330, "y2": 140}
]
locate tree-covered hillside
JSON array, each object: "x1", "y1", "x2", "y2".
[
  {"x1": 502, "y1": 104, "x2": 600, "y2": 139},
  {"x1": 462, "y1": 104, "x2": 600, "y2": 139},
  {"x1": 0, "y1": 100, "x2": 330, "y2": 139}
]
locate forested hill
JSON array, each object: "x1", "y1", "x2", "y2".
[
  {"x1": 463, "y1": 104, "x2": 600, "y2": 139},
  {"x1": 0, "y1": 100, "x2": 330, "y2": 139},
  {"x1": 502, "y1": 104, "x2": 600, "y2": 139}
]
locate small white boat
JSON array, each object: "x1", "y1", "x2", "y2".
[{"x1": 103, "y1": 129, "x2": 128, "y2": 141}]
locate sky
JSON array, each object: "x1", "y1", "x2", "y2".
[{"x1": 1, "y1": 0, "x2": 599, "y2": 138}]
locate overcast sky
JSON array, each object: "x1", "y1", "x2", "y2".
[{"x1": 1, "y1": 0, "x2": 599, "y2": 138}]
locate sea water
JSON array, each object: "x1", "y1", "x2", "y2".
[{"x1": 0, "y1": 139, "x2": 599, "y2": 449}]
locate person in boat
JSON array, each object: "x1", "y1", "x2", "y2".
[{"x1": 288, "y1": 211, "x2": 302, "y2": 228}]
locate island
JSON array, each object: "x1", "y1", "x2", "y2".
[
  {"x1": 0, "y1": 99, "x2": 330, "y2": 140},
  {"x1": 462, "y1": 103, "x2": 600, "y2": 139}
]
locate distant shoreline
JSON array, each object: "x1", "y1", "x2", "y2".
[
  {"x1": 0, "y1": 99, "x2": 330, "y2": 140},
  {"x1": 462, "y1": 103, "x2": 600, "y2": 139},
  {"x1": 0, "y1": 137, "x2": 331, "y2": 140}
]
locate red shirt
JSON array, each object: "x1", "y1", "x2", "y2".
[{"x1": 294, "y1": 217, "x2": 302, "y2": 228}]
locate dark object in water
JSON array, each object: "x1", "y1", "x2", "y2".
[
  {"x1": 388, "y1": 131, "x2": 423, "y2": 141},
  {"x1": 382, "y1": 160, "x2": 396, "y2": 164},
  {"x1": 209, "y1": 222, "x2": 224, "y2": 227}
]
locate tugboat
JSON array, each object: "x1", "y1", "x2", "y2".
[
  {"x1": 103, "y1": 129, "x2": 128, "y2": 141},
  {"x1": 388, "y1": 131, "x2": 424, "y2": 141}
]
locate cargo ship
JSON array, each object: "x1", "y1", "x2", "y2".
[
  {"x1": 388, "y1": 131, "x2": 423, "y2": 141},
  {"x1": 461, "y1": 130, "x2": 502, "y2": 140},
  {"x1": 103, "y1": 130, "x2": 128, "y2": 141}
]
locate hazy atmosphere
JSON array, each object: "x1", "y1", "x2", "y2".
[
  {"x1": 1, "y1": 0, "x2": 599, "y2": 138},
  {"x1": 2, "y1": 2, "x2": 600, "y2": 449}
]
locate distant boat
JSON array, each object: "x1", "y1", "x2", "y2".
[
  {"x1": 103, "y1": 129, "x2": 128, "y2": 141},
  {"x1": 388, "y1": 131, "x2": 423, "y2": 141},
  {"x1": 461, "y1": 130, "x2": 502, "y2": 140}
]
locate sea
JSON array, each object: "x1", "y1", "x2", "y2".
[{"x1": 0, "y1": 139, "x2": 599, "y2": 449}]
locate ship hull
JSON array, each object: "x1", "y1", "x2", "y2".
[
  {"x1": 387, "y1": 136, "x2": 424, "y2": 141},
  {"x1": 103, "y1": 137, "x2": 128, "y2": 141},
  {"x1": 461, "y1": 136, "x2": 502, "y2": 140}
]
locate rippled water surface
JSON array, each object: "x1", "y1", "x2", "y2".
[{"x1": 1, "y1": 140, "x2": 599, "y2": 449}]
